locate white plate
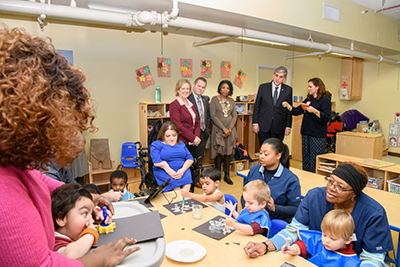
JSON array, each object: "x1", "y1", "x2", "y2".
[
  {"x1": 112, "y1": 202, "x2": 149, "y2": 219},
  {"x1": 165, "y1": 240, "x2": 207, "y2": 263}
]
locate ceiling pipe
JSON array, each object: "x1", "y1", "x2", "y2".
[
  {"x1": 375, "y1": 4, "x2": 400, "y2": 13},
  {"x1": 193, "y1": 36, "x2": 231, "y2": 47},
  {"x1": 0, "y1": 0, "x2": 399, "y2": 65},
  {"x1": 285, "y1": 52, "x2": 324, "y2": 59}
]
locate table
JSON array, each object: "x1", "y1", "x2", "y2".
[
  {"x1": 238, "y1": 168, "x2": 400, "y2": 265},
  {"x1": 145, "y1": 191, "x2": 314, "y2": 266}
]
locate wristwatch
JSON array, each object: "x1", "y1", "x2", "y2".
[{"x1": 262, "y1": 241, "x2": 269, "y2": 255}]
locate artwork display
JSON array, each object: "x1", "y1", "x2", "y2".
[
  {"x1": 163, "y1": 199, "x2": 207, "y2": 216},
  {"x1": 180, "y1": 59, "x2": 193, "y2": 77},
  {"x1": 389, "y1": 113, "x2": 400, "y2": 147},
  {"x1": 220, "y1": 61, "x2": 231, "y2": 78},
  {"x1": 136, "y1": 65, "x2": 155, "y2": 89},
  {"x1": 234, "y1": 69, "x2": 247, "y2": 89},
  {"x1": 157, "y1": 57, "x2": 171, "y2": 78},
  {"x1": 192, "y1": 215, "x2": 235, "y2": 240},
  {"x1": 200, "y1": 60, "x2": 212, "y2": 78}
]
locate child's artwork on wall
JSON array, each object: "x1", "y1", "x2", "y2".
[
  {"x1": 389, "y1": 124, "x2": 399, "y2": 136},
  {"x1": 192, "y1": 215, "x2": 235, "y2": 240},
  {"x1": 220, "y1": 61, "x2": 231, "y2": 78},
  {"x1": 136, "y1": 65, "x2": 155, "y2": 89},
  {"x1": 200, "y1": 60, "x2": 212, "y2": 78},
  {"x1": 163, "y1": 199, "x2": 207, "y2": 216},
  {"x1": 389, "y1": 136, "x2": 398, "y2": 148},
  {"x1": 395, "y1": 112, "x2": 400, "y2": 124},
  {"x1": 234, "y1": 69, "x2": 247, "y2": 89},
  {"x1": 157, "y1": 57, "x2": 171, "y2": 78},
  {"x1": 180, "y1": 59, "x2": 193, "y2": 77}
]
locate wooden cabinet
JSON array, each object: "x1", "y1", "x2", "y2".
[
  {"x1": 139, "y1": 103, "x2": 170, "y2": 148},
  {"x1": 316, "y1": 153, "x2": 398, "y2": 191},
  {"x1": 336, "y1": 132, "x2": 384, "y2": 159},
  {"x1": 340, "y1": 58, "x2": 363, "y2": 100}
]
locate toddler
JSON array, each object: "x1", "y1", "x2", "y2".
[
  {"x1": 282, "y1": 209, "x2": 360, "y2": 267},
  {"x1": 181, "y1": 168, "x2": 225, "y2": 213},
  {"x1": 225, "y1": 180, "x2": 271, "y2": 236},
  {"x1": 51, "y1": 183, "x2": 99, "y2": 259},
  {"x1": 108, "y1": 170, "x2": 135, "y2": 201}
]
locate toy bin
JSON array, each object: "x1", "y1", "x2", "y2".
[
  {"x1": 387, "y1": 178, "x2": 400, "y2": 195},
  {"x1": 366, "y1": 170, "x2": 384, "y2": 190}
]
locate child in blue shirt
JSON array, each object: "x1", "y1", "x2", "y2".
[
  {"x1": 282, "y1": 209, "x2": 360, "y2": 267},
  {"x1": 108, "y1": 170, "x2": 135, "y2": 201},
  {"x1": 225, "y1": 180, "x2": 271, "y2": 236}
]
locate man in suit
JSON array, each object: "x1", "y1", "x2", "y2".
[
  {"x1": 253, "y1": 66, "x2": 293, "y2": 145},
  {"x1": 188, "y1": 77, "x2": 211, "y2": 189}
]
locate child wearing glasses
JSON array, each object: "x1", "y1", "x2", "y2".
[
  {"x1": 225, "y1": 180, "x2": 271, "y2": 236},
  {"x1": 282, "y1": 209, "x2": 360, "y2": 266}
]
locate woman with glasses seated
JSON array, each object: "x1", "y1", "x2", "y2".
[{"x1": 244, "y1": 162, "x2": 393, "y2": 266}]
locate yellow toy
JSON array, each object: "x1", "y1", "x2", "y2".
[{"x1": 97, "y1": 206, "x2": 116, "y2": 234}]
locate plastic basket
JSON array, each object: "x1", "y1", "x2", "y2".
[{"x1": 387, "y1": 178, "x2": 400, "y2": 195}]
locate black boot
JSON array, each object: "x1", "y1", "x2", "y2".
[
  {"x1": 214, "y1": 155, "x2": 222, "y2": 173},
  {"x1": 223, "y1": 155, "x2": 233, "y2": 185}
]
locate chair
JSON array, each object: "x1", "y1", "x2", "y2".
[
  {"x1": 224, "y1": 194, "x2": 238, "y2": 216},
  {"x1": 325, "y1": 121, "x2": 343, "y2": 153},
  {"x1": 268, "y1": 219, "x2": 289, "y2": 238},
  {"x1": 121, "y1": 142, "x2": 140, "y2": 168}
]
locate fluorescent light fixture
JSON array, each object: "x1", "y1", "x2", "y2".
[
  {"x1": 237, "y1": 37, "x2": 289, "y2": 46},
  {"x1": 330, "y1": 52, "x2": 352, "y2": 58}
]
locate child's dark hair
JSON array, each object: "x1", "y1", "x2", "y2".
[
  {"x1": 201, "y1": 167, "x2": 221, "y2": 182},
  {"x1": 110, "y1": 170, "x2": 128, "y2": 184},
  {"x1": 262, "y1": 137, "x2": 290, "y2": 168},
  {"x1": 51, "y1": 183, "x2": 92, "y2": 230}
]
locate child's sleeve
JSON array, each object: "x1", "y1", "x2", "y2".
[
  {"x1": 294, "y1": 240, "x2": 308, "y2": 259},
  {"x1": 250, "y1": 222, "x2": 269, "y2": 236}
]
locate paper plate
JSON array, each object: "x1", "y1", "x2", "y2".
[
  {"x1": 112, "y1": 202, "x2": 149, "y2": 219},
  {"x1": 165, "y1": 240, "x2": 207, "y2": 263}
]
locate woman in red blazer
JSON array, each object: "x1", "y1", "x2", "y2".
[{"x1": 170, "y1": 79, "x2": 201, "y2": 146}]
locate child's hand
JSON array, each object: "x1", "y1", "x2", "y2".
[
  {"x1": 95, "y1": 208, "x2": 112, "y2": 224},
  {"x1": 181, "y1": 189, "x2": 189, "y2": 198},
  {"x1": 267, "y1": 197, "x2": 275, "y2": 212},
  {"x1": 225, "y1": 216, "x2": 235, "y2": 227},
  {"x1": 102, "y1": 191, "x2": 124, "y2": 202},
  {"x1": 224, "y1": 200, "x2": 235, "y2": 212},
  {"x1": 281, "y1": 244, "x2": 300, "y2": 256}
]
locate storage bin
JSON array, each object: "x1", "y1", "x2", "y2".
[
  {"x1": 387, "y1": 178, "x2": 400, "y2": 195},
  {"x1": 367, "y1": 170, "x2": 384, "y2": 190}
]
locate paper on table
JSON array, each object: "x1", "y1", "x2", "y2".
[
  {"x1": 192, "y1": 215, "x2": 235, "y2": 240},
  {"x1": 96, "y1": 211, "x2": 164, "y2": 246}
]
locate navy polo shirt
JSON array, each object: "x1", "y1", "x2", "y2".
[
  {"x1": 296, "y1": 187, "x2": 393, "y2": 255},
  {"x1": 243, "y1": 164, "x2": 301, "y2": 221}
]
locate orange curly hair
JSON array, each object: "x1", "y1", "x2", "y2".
[{"x1": 0, "y1": 27, "x2": 96, "y2": 170}]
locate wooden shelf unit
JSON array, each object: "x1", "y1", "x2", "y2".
[
  {"x1": 316, "y1": 153, "x2": 400, "y2": 191},
  {"x1": 139, "y1": 102, "x2": 258, "y2": 173}
]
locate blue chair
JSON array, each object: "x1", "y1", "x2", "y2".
[
  {"x1": 224, "y1": 194, "x2": 238, "y2": 215},
  {"x1": 268, "y1": 219, "x2": 289, "y2": 238},
  {"x1": 121, "y1": 142, "x2": 140, "y2": 168}
]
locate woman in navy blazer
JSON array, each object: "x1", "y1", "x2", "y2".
[{"x1": 170, "y1": 79, "x2": 201, "y2": 146}]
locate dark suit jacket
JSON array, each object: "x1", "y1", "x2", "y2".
[
  {"x1": 170, "y1": 99, "x2": 201, "y2": 145},
  {"x1": 252, "y1": 81, "x2": 293, "y2": 134},
  {"x1": 188, "y1": 93, "x2": 211, "y2": 139}
]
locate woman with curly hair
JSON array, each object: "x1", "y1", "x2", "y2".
[{"x1": 0, "y1": 26, "x2": 140, "y2": 266}]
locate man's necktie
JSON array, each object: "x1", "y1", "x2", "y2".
[
  {"x1": 273, "y1": 86, "x2": 279, "y2": 106},
  {"x1": 197, "y1": 96, "x2": 205, "y2": 131}
]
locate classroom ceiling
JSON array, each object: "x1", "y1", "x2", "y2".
[
  {"x1": 350, "y1": 0, "x2": 400, "y2": 21},
  {"x1": 6, "y1": 0, "x2": 400, "y2": 58}
]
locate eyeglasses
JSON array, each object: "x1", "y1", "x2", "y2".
[{"x1": 324, "y1": 177, "x2": 353, "y2": 194}]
